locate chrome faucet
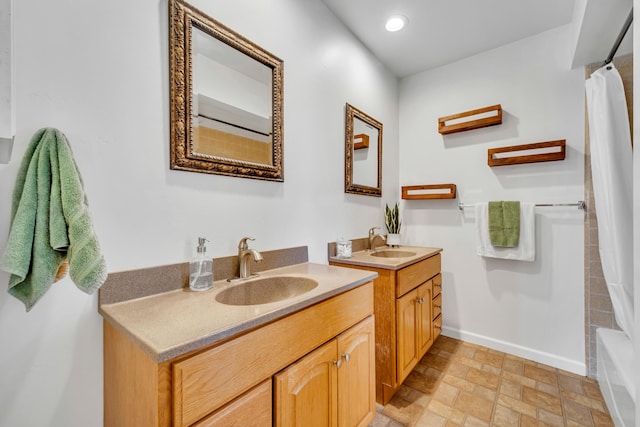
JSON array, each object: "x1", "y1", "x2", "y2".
[
  {"x1": 368, "y1": 227, "x2": 386, "y2": 252},
  {"x1": 237, "y1": 237, "x2": 263, "y2": 279}
]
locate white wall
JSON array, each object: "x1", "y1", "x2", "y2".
[
  {"x1": 0, "y1": 0, "x2": 14, "y2": 165},
  {"x1": 0, "y1": 0, "x2": 399, "y2": 425},
  {"x1": 633, "y1": 2, "x2": 640, "y2": 424},
  {"x1": 195, "y1": 53, "x2": 271, "y2": 118},
  {"x1": 0, "y1": 0, "x2": 12, "y2": 140},
  {"x1": 399, "y1": 25, "x2": 586, "y2": 374}
]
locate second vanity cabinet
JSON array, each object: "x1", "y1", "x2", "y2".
[{"x1": 330, "y1": 250, "x2": 442, "y2": 405}]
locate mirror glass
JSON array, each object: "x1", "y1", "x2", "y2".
[
  {"x1": 170, "y1": 0, "x2": 284, "y2": 181},
  {"x1": 345, "y1": 103, "x2": 382, "y2": 197}
]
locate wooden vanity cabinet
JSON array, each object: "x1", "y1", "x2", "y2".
[
  {"x1": 432, "y1": 273, "x2": 443, "y2": 340},
  {"x1": 330, "y1": 253, "x2": 441, "y2": 404},
  {"x1": 274, "y1": 316, "x2": 375, "y2": 427},
  {"x1": 193, "y1": 380, "x2": 272, "y2": 427},
  {"x1": 337, "y1": 317, "x2": 376, "y2": 427},
  {"x1": 104, "y1": 282, "x2": 374, "y2": 427},
  {"x1": 396, "y1": 280, "x2": 433, "y2": 383}
]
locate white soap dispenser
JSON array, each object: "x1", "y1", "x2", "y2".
[{"x1": 189, "y1": 237, "x2": 213, "y2": 291}]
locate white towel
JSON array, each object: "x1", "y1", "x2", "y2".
[{"x1": 475, "y1": 202, "x2": 535, "y2": 261}]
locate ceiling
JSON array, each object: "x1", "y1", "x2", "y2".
[{"x1": 321, "y1": 0, "x2": 581, "y2": 78}]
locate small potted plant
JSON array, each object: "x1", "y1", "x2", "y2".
[{"x1": 384, "y1": 202, "x2": 401, "y2": 247}]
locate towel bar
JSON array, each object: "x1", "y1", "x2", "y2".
[{"x1": 458, "y1": 201, "x2": 585, "y2": 211}]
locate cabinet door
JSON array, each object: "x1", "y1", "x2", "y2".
[
  {"x1": 275, "y1": 339, "x2": 339, "y2": 427},
  {"x1": 193, "y1": 380, "x2": 271, "y2": 427},
  {"x1": 337, "y1": 316, "x2": 375, "y2": 427},
  {"x1": 396, "y1": 289, "x2": 419, "y2": 383},
  {"x1": 417, "y1": 281, "x2": 433, "y2": 358}
]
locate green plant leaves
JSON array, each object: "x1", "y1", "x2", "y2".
[{"x1": 384, "y1": 202, "x2": 401, "y2": 233}]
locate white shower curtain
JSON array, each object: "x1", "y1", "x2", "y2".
[{"x1": 585, "y1": 63, "x2": 634, "y2": 341}]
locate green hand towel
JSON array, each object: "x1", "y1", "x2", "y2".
[
  {"x1": 488, "y1": 201, "x2": 520, "y2": 247},
  {"x1": 1, "y1": 128, "x2": 108, "y2": 311}
]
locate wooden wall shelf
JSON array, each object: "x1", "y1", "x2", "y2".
[
  {"x1": 353, "y1": 133, "x2": 369, "y2": 150},
  {"x1": 402, "y1": 184, "x2": 457, "y2": 200},
  {"x1": 488, "y1": 139, "x2": 566, "y2": 167},
  {"x1": 438, "y1": 104, "x2": 502, "y2": 135}
]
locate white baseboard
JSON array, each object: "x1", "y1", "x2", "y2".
[{"x1": 441, "y1": 326, "x2": 586, "y2": 376}]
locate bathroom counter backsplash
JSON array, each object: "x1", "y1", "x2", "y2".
[
  {"x1": 328, "y1": 244, "x2": 442, "y2": 270},
  {"x1": 99, "y1": 261, "x2": 377, "y2": 363}
]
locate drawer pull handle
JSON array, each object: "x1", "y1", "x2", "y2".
[
  {"x1": 333, "y1": 359, "x2": 343, "y2": 369},
  {"x1": 416, "y1": 297, "x2": 424, "y2": 304},
  {"x1": 341, "y1": 353, "x2": 350, "y2": 363}
]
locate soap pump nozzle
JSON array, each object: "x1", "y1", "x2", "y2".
[{"x1": 197, "y1": 237, "x2": 209, "y2": 253}]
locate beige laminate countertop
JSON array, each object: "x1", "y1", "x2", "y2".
[
  {"x1": 329, "y1": 245, "x2": 442, "y2": 270},
  {"x1": 99, "y1": 262, "x2": 377, "y2": 363}
]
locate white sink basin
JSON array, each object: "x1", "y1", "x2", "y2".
[{"x1": 216, "y1": 276, "x2": 319, "y2": 305}]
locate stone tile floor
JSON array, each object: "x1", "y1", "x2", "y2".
[{"x1": 372, "y1": 336, "x2": 614, "y2": 426}]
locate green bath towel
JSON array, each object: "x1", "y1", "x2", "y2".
[
  {"x1": 1, "y1": 128, "x2": 107, "y2": 311},
  {"x1": 488, "y1": 201, "x2": 520, "y2": 247}
]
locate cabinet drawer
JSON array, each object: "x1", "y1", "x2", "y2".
[
  {"x1": 432, "y1": 293, "x2": 442, "y2": 319},
  {"x1": 433, "y1": 314, "x2": 442, "y2": 339},
  {"x1": 432, "y1": 274, "x2": 442, "y2": 298},
  {"x1": 193, "y1": 380, "x2": 272, "y2": 427},
  {"x1": 396, "y1": 254, "x2": 441, "y2": 297}
]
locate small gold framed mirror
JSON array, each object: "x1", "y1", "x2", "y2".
[
  {"x1": 345, "y1": 103, "x2": 383, "y2": 197},
  {"x1": 169, "y1": 0, "x2": 284, "y2": 181}
]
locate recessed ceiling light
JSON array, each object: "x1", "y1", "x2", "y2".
[{"x1": 385, "y1": 15, "x2": 407, "y2": 32}]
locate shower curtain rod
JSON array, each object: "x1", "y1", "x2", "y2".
[
  {"x1": 603, "y1": 8, "x2": 633, "y2": 65},
  {"x1": 457, "y1": 201, "x2": 586, "y2": 211}
]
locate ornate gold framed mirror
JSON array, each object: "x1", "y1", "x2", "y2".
[
  {"x1": 345, "y1": 103, "x2": 383, "y2": 197},
  {"x1": 169, "y1": 0, "x2": 284, "y2": 181}
]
